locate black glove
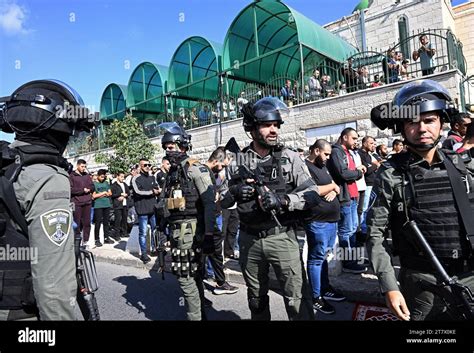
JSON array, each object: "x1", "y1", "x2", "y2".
[
  {"x1": 229, "y1": 184, "x2": 254, "y2": 202},
  {"x1": 261, "y1": 192, "x2": 288, "y2": 213}
]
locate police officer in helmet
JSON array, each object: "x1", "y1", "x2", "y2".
[
  {"x1": 368, "y1": 79, "x2": 474, "y2": 320},
  {"x1": 221, "y1": 97, "x2": 318, "y2": 320},
  {"x1": 159, "y1": 123, "x2": 216, "y2": 320},
  {"x1": 0, "y1": 79, "x2": 94, "y2": 320}
]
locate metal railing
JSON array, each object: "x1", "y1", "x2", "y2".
[
  {"x1": 336, "y1": 29, "x2": 467, "y2": 93},
  {"x1": 70, "y1": 29, "x2": 468, "y2": 158}
]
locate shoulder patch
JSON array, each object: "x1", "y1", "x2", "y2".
[
  {"x1": 40, "y1": 209, "x2": 71, "y2": 247},
  {"x1": 199, "y1": 166, "x2": 209, "y2": 173}
]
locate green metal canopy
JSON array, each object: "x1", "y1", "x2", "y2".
[
  {"x1": 223, "y1": 0, "x2": 357, "y2": 95},
  {"x1": 168, "y1": 36, "x2": 223, "y2": 102},
  {"x1": 127, "y1": 62, "x2": 168, "y2": 115},
  {"x1": 99, "y1": 83, "x2": 127, "y2": 120}
]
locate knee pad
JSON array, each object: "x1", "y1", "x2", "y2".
[{"x1": 248, "y1": 295, "x2": 269, "y2": 314}]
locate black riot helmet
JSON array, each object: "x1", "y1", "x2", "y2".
[
  {"x1": 371, "y1": 79, "x2": 457, "y2": 135},
  {"x1": 0, "y1": 79, "x2": 95, "y2": 137},
  {"x1": 160, "y1": 122, "x2": 192, "y2": 151},
  {"x1": 242, "y1": 97, "x2": 289, "y2": 132}
]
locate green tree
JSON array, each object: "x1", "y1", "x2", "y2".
[{"x1": 95, "y1": 113, "x2": 158, "y2": 174}]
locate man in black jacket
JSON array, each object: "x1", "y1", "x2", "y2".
[
  {"x1": 327, "y1": 128, "x2": 367, "y2": 273},
  {"x1": 111, "y1": 172, "x2": 130, "y2": 240},
  {"x1": 131, "y1": 159, "x2": 159, "y2": 263},
  {"x1": 358, "y1": 136, "x2": 380, "y2": 241},
  {"x1": 155, "y1": 156, "x2": 170, "y2": 189}
]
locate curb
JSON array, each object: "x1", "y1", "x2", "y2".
[{"x1": 91, "y1": 244, "x2": 383, "y2": 304}]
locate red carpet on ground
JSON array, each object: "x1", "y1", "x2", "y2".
[{"x1": 352, "y1": 302, "x2": 400, "y2": 321}]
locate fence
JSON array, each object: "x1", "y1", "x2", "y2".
[{"x1": 69, "y1": 29, "x2": 468, "y2": 157}]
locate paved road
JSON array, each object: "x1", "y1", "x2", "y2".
[{"x1": 89, "y1": 262, "x2": 355, "y2": 320}]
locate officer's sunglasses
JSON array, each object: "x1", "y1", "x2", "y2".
[{"x1": 142, "y1": 163, "x2": 151, "y2": 167}]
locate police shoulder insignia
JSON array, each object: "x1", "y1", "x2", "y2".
[
  {"x1": 199, "y1": 166, "x2": 208, "y2": 173},
  {"x1": 40, "y1": 209, "x2": 71, "y2": 246}
]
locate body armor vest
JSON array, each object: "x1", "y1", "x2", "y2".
[
  {"x1": 391, "y1": 151, "x2": 474, "y2": 263},
  {"x1": 237, "y1": 148, "x2": 294, "y2": 230},
  {"x1": 165, "y1": 157, "x2": 201, "y2": 223},
  {"x1": 0, "y1": 141, "x2": 67, "y2": 311}
]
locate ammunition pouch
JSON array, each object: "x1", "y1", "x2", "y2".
[
  {"x1": 169, "y1": 220, "x2": 199, "y2": 278},
  {"x1": 166, "y1": 197, "x2": 186, "y2": 211}
]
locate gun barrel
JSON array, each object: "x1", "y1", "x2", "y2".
[
  {"x1": 406, "y1": 221, "x2": 451, "y2": 283},
  {"x1": 405, "y1": 221, "x2": 474, "y2": 320},
  {"x1": 158, "y1": 251, "x2": 165, "y2": 280},
  {"x1": 83, "y1": 292, "x2": 100, "y2": 321}
]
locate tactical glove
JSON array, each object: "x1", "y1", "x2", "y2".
[
  {"x1": 261, "y1": 192, "x2": 288, "y2": 213},
  {"x1": 229, "y1": 184, "x2": 254, "y2": 202}
]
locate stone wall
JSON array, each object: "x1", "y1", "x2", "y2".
[
  {"x1": 453, "y1": 1, "x2": 474, "y2": 76},
  {"x1": 294, "y1": 69, "x2": 462, "y2": 149},
  {"x1": 324, "y1": 0, "x2": 448, "y2": 52},
  {"x1": 442, "y1": 0, "x2": 457, "y2": 33},
  {"x1": 73, "y1": 70, "x2": 463, "y2": 170}
]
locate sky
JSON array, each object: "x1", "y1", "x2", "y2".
[{"x1": 0, "y1": 0, "x2": 468, "y2": 141}]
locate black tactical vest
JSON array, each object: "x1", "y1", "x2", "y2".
[
  {"x1": 166, "y1": 158, "x2": 201, "y2": 223},
  {"x1": 237, "y1": 148, "x2": 294, "y2": 230},
  {"x1": 391, "y1": 151, "x2": 474, "y2": 262},
  {"x1": 0, "y1": 142, "x2": 68, "y2": 311}
]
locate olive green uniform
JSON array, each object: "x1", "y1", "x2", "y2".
[
  {"x1": 367, "y1": 149, "x2": 474, "y2": 320},
  {"x1": 0, "y1": 142, "x2": 77, "y2": 320},
  {"x1": 170, "y1": 158, "x2": 216, "y2": 321},
  {"x1": 223, "y1": 146, "x2": 319, "y2": 320}
]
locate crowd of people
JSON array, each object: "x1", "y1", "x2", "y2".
[
  {"x1": 69, "y1": 85, "x2": 474, "y2": 319},
  {"x1": 1, "y1": 76, "x2": 473, "y2": 322}
]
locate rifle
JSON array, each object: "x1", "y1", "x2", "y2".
[
  {"x1": 153, "y1": 228, "x2": 168, "y2": 280},
  {"x1": 404, "y1": 220, "x2": 474, "y2": 320},
  {"x1": 224, "y1": 137, "x2": 282, "y2": 227},
  {"x1": 74, "y1": 231, "x2": 100, "y2": 321}
]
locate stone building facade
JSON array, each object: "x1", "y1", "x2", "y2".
[
  {"x1": 71, "y1": 1, "x2": 472, "y2": 169},
  {"x1": 76, "y1": 69, "x2": 463, "y2": 169}
]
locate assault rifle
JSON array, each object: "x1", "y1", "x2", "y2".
[
  {"x1": 224, "y1": 137, "x2": 282, "y2": 227},
  {"x1": 404, "y1": 220, "x2": 474, "y2": 320},
  {"x1": 74, "y1": 232, "x2": 100, "y2": 321}
]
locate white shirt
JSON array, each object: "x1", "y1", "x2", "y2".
[
  {"x1": 350, "y1": 150, "x2": 367, "y2": 192},
  {"x1": 117, "y1": 181, "x2": 127, "y2": 206}
]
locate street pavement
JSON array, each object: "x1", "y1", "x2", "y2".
[
  {"x1": 90, "y1": 261, "x2": 356, "y2": 320},
  {"x1": 85, "y1": 224, "x2": 384, "y2": 320}
]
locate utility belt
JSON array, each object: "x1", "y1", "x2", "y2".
[
  {"x1": 400, "y1": 255, "x2": 474, "y2": 276},
  {"x1": 240, "y1": 224, "x2": 293, "y2": 239}
]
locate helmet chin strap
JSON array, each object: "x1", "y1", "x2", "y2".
[{"x1": 404, "y1": 135, "x2": 442, "y2": 151}]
